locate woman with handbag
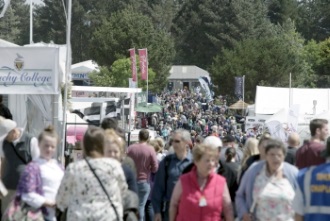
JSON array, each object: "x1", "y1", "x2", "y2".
[
  {"x1": 56, "y1": 126, "x2": 128, "y2": 221},
  {"x1": 2, "y1": 126, "x2": 64, "y2": 221},
  {"x1": 235, "y1": 138, "x2": 298, "y2": 221}
]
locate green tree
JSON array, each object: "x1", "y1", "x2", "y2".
[
  {"x1": 172, "y1": 0, "x2": 274, "y2": 69},
  {"x1": 89, "y1": 58, "x2": 156, "y2": 91},
  {"x1": 265, "y1": 0, "x2": 299, "y2": 25},
  {"x1": 90, "y1": 7, "x2": 175, "y2": 92},
  {"x1": 11, "y1": 0, "x2": 29, "y2": 45},
  {"x1": 34, "y1": 0, "x2": 66, "y2": 44},
  {"x1": 303, "y1": 38, "x2": 330, "y2": 87},
  {"x1": 210, "y1": 21, "x2": 314, "y2": 101},
  {"x1": 296, "y1": 0, "x2": 330, "y2": 41},
  {"x1": 0, "y1": 5, "x2": 20, "y2": 43}
]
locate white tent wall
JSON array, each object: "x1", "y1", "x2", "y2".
[
  {"x1": 8, "y1": 95, "x2": 28, "y2": 129},
  {"x1": 256, "y1": 86, "x2": 330, "y2": 115},
  {"x1": 0, "y1": 44, "x2": 65, "y2": 161}
]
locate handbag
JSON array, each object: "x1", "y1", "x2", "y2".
[
  {"x1": 2, "y1": 199, "x2": 44, "y2": 221},
  {"x1": 85, "y1": 158, "x2": 120, "y2": 221}
]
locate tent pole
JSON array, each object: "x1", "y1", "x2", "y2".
[
  {"x1": 242, "y1": 75, "x2": 245, "y2": 116},
  {"x1": 61, "y1": 0, "x2": 72, "y2": 164}
]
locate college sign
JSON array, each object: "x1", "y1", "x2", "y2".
[{"x1": 0, "y1": 47, "x2": 59, "y2": 94}]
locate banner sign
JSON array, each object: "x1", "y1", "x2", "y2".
[
  {"x1": 0, "y1": 47, "x2": 59, "y2": 94},
  {"x1": 129, "y1": 78, "x2": 137, "y2": 88},
  {"x1": 0, "y1": 0, "x2": 11, "y2": 18},
  {"x1": 129, "y1": 48, "x2": 137, "y2": 82},
  {"x1": 234, "y1": 76, "x2": 243, "y2": 98},
  {"x1": 137, "y1": 92, "x2": 147, "y2": 104},
  {"x1": 138, "y1": 48, "x2": 148, "y2": 81},
  {"x1": 198, "y1": 77, "x2": 213, "y2": 102}
]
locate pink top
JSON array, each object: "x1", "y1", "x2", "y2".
[{"x1": 127, "y1": 142, "x2": 158, "y2": 181}]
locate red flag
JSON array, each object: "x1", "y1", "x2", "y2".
[
  {"x1": 129, "y1": 48, "x2": 137, "y2": 82},
  {"x1": 138, "y1": 48, "x2": 148, "y2": 81}
]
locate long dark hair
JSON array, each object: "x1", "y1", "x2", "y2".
[{"x1": 225, "y1": 147, "x2": 236, "y2": 162}]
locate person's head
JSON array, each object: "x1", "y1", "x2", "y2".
[
  {"x1": 172, "y1": 129, "x2": 191, "y2": 154},
  {"x1": 195, "y1": 135, "x2": 204, "y2": 145},
  {"x1": 225, "y1": 147, "x2": 236, "y2": 162},
  {"x1": 101, "y1": 118, "x2": 118, "y2": 130},
  {"x1": 310, "y1": 119, "x2": 328, "y2": 141},
  {"x1": 0, "y1": 117, "x2": 18, "y2": 142},
  {"x1": 38, "y1": 125, "x2": 59, "y2": 160},
  {"x1": 193, "y1": 144, "x2": 218, "y2": 177},
  {"x1": 83, "y1": 126, "x2": 105, "y2": 158},
  {"x1": 139, "y1": 129, "x2": 150, "y2": 142},
  {"x1": 203, "y1": 136, "x2": 222, "y2": 158},
  {"x1": 243, "y1": 137, "x2": 259, "y2": 158},
  {"x1": 321, "y1": 137, "x2": 330, "y2": 159},
  {"x1": 265, "y1": 138, "x2": 287, "y2": 172},
  {"x1": 258, "y1": 132, "x2": 272, "y2": 160},
  {"x1": 149, "y1": 139, "x2": 163, "y2": 153},
  {"x1": 287, "y1": 132, "x2": 300, "y2": 148},
  {"x1": 223, "y1": 135, "x2": 235, "y2": 148},
  {"x1": 104, "y1": 129, "x2": 125, "y2": 161}
]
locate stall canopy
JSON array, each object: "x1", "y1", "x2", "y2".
[
  {"x1": 71, "y1": 60, "x2": 99, "y2": 74},
  {"x1": 229, "y1": 100, "x2": 249, "y2": 110},
  {"x1": 136, "y1": 103, "x2": 163, "y2": 113}
]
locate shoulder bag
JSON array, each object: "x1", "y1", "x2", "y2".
[{"x1": 85, "y1": 158, "x2": 120, "y2": 221}]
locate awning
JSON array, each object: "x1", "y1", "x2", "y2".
[{"x1": 229, "y1": 100, "x2": 250, "y2": 110}]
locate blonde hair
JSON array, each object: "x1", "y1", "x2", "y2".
[
  {"x1": 149, "y1": 138, "x2": 164, "y2": 153},
  {"x1": 38, "y1": 125, "x2": 59, "y2": 144},
  {"x1": 241, "y1": 138, "x2": 259, "y2": 169},
  {"x1": 193, "y1": 144, "x2": 218, "y2": 162},
  {"x1": 104, "y1": 129, "x2": 125, "y2": 155}
]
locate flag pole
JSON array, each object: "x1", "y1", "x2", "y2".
[
  {"x1": 30, "y1": 0, "x2": 33, "y2": 43},
  {"x1": 289, "y1": 72, "x2": 292, "y2": 107},
  {"x1": 146, "y1": 49, "x2": 149, "y2": 104},
  {"x1": 61, "y1": 0, "x2": 72, "y2": 164},
  {"x1": 242, "y1": 75, "x2": 245, "y2": 115}
]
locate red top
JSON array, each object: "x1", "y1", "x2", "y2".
[
  {"x1": 127, "y1": 142, "x2": 158, "y2": 181},
  {"x1": 176, "y1": 167, "x2": 226, "y2": 221},
  {"x1": 295, "y1": 140, "x2": 326, "y2": 169}
]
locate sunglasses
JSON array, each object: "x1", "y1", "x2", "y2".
[{"x1": 173, "y1": 139, "x2": 181, "y2": 143}]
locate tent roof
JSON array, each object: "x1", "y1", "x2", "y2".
[
  {"x1": 229, "y1": 100, "x2": 249, "y2": 109},
  {"x1": 0, "y1": 39, "x2": 19, "y2": 47},
  {"x1": 169, "y1": 65, "x2": 210, "y2": 80},
  {"x1": 71, "y1": 60, "x2": 99, "y2": 73}
]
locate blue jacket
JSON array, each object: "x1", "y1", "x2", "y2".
[
  {"x1": 235, "y1": 160, "x2": 298, "y2": 219},
  {"x1": 297, "y1": 163, "x2": 330, "y2": 221}
]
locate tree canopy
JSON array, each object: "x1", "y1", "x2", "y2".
[{"x1": 0, "y1": 0, "x2": 329, "y2": 99}]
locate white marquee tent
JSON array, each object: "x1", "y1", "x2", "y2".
[{"x1": 0, "y1": 40, "x2": 66, "y2": 157}]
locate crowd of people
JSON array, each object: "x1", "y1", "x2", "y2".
[{"x1": 0, "y1": 91, "x2": 330, "y2": 221}]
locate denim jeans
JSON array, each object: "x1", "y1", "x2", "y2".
[
  {"x1": 144, "y1": 200, "x2": 154, "y2": 221},
  {"x1": 137, "y1": 181, "x2": 150, "y2": 221}
]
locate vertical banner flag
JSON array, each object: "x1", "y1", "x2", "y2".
[
  {"x1": 0, "y1": 0, "x2": 11, "y2": 18},
  {"x1": 201, "y1": 76, "x2": 215, "y2": 97},
  {"x1": 129, "y1": 48, "x2": 137, "y2": 82},
  {"x1": 198, "y1": 77, "x2": 213, "y2": 102},
  {"x1": 234, "y1": 77, "x2": 243, "y2": 98},
  {"x1": 138, "y1": 48, "x2": 148, "y2": 81}
]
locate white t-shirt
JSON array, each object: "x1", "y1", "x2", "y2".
[{"x1": 22, "y1": 158, "x2": 64, "y2": 221}]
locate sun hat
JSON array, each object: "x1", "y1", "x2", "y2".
[{"x1": 0, "y1": 116, "x2": 17, "y2": 137}]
